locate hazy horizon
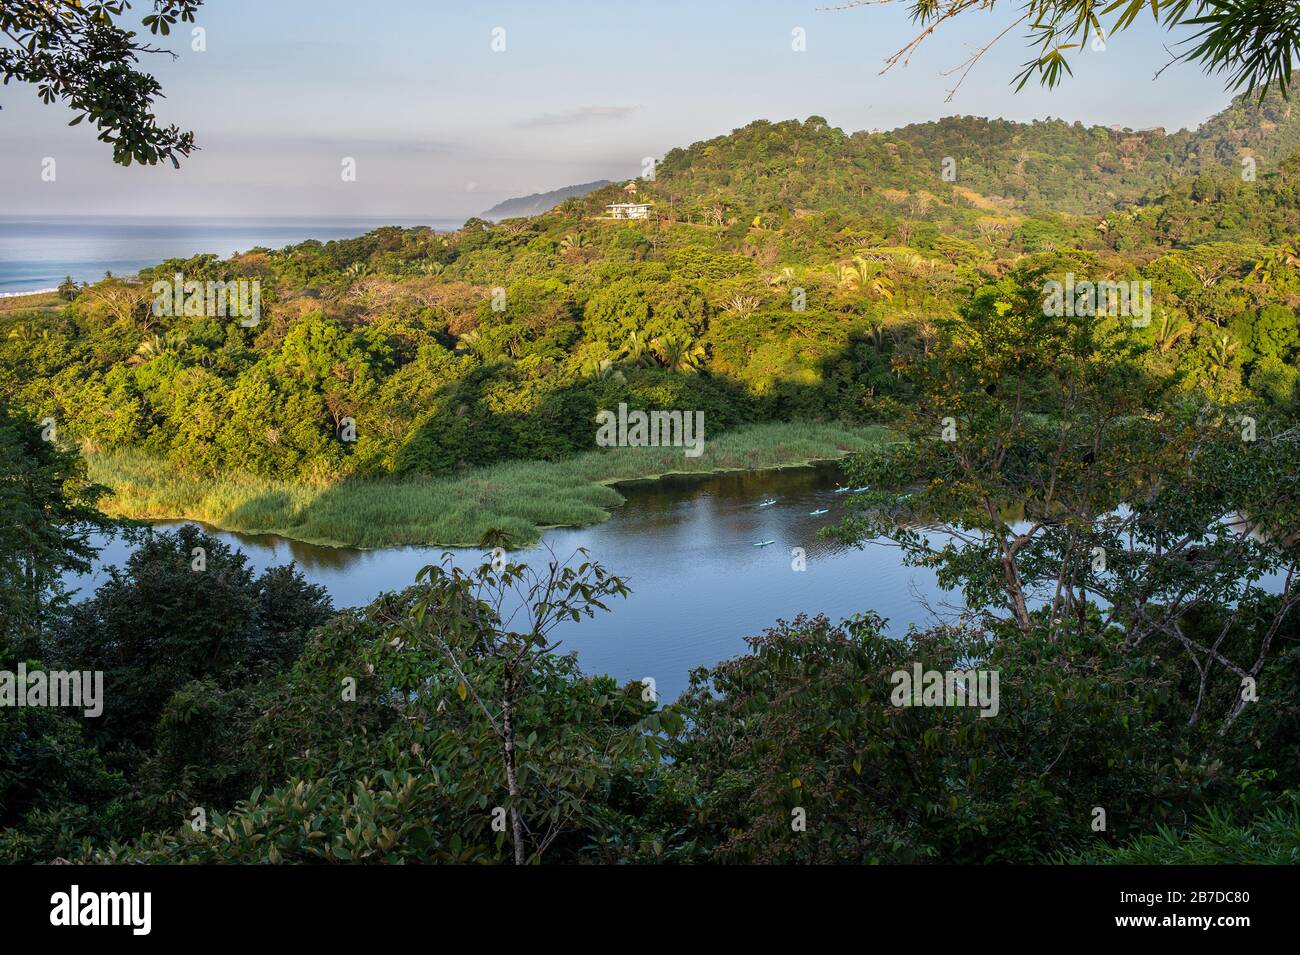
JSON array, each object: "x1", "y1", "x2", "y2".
[{"x1": 0, "y1": 1, "x2": 1237, "y2": 220}]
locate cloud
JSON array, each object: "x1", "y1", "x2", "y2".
[{"x1": 518, "y1": 105, "x2": 641, "y2": 129}]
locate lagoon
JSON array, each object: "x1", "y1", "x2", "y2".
[{"x1": 75, "y1": 463, "x2": 955, "y2": 703}]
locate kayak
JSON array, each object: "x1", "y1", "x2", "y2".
[
  {"x1": 808, "y1": 508, "x2": 829, "y2": 516},
  {"x1": 753, "y1": 539, "x2": 776, "y2": 547},
  {"x1": 757, "y1": 498, "x2": 777, "y2": 507}
]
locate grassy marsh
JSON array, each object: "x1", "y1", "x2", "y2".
[{"x1": 88, "y1": 421, "x2": 890, "y2": 549}]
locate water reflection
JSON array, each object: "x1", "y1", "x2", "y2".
[{"x1": 74, "y1": 463, "x2": 955, "y2": 702}]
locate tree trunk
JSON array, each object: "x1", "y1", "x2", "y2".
[
  {"x1": 501, "y1": 665, "x2": 527, "y2": 865},
  {"x1": 1000, "y1": 553, "x2": 1033, "y2": 634}
]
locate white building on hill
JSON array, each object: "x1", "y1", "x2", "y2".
[{"x1": 604, "y1": 202, "x2": 652, "y2": 220}]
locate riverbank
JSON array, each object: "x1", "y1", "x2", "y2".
[{"x1": 87, "y1": 421, "x2": 891, "y2": 549}]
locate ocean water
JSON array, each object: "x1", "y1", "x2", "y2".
[{"x1": 0, "y1": 216, "x2": 464, "y2": 295}]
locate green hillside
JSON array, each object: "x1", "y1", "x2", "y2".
[
  {"x1": 569, "y1": 82, "x2": 1300, "y2": 223},
  {"x1": 887, "y1": 84, "x2": 1300, "y2": 214},
  {"x1": 2, "y1": 84, "x2": 1298, "y2": 547}
]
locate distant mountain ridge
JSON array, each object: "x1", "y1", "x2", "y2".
[{"x1": 482, "y1": 180, "x2": 612, "y2": 220}]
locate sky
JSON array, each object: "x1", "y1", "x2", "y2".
[{"x1": 0, "y1": 0, "x2": 1237, "y2": 220}]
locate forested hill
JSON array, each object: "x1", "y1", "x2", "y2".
[
  {"x1": 573, "y1": 81, "x2": 1300, "y2": 224},
  {"x1": 892, "y1": 83, "x2": 1300, "y2": 215},
  {"x1": 3, "y1": 80, "x2": 1298, "y2": 519},
  {"x1": 595, "y1": 115, "x2": 969, "y2": 228},
  {"x1": 654, "y1": 115, "x2": 947, "y2": 214}
]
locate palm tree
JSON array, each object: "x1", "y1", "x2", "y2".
[
  {"x1": 837, "y1": 257, "x2": 895, "y2": 301},
  {"x1": 869, "y1": 272, "x2": 896, "y2": 302},
  {"x1": 1154, "y1": 312, "x2": 1193, "y2": 352},
  {"x1": 559, "y1": 232, "x2": 586, "y2": 252},
  {"x1": 1207, "y1": 333, "x2": 1239, "y2": 382},
  {"x1": 132, "y1": 334, "x2": 164, "y2": 363},
  {"x1": 129, "y1": 331, "x2": 188, "y2": 365},
  {"x1": 837, "y1": 257, "x2": 872, "y2": 290},
  {"x1": 1249, "y1": 241, "x2": 1300, "y2": 286},
  {"x1": 619, "y1": 331, "x2": 656, "y2": 368},
  {"x1": 651, "y1": 335, "x2": 706, "y2": 372},
  {"x1": 455, "y1": 329, "x2": 483, "y2": 356},
  {"x1": 580, "y1": 356, "x2": 625, "y2": 382},
  {"x1": 863, "y1": 317, "x2": 889, "y2": 350}
]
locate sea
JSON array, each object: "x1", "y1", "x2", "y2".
[{"x1": 0, "y1": 216, "x2": 466, "y2": 296}]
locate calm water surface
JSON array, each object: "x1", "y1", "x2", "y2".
[{"x1": 77, "y1": 464, "x2": 958, "y2": 702}]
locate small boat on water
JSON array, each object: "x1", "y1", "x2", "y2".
[
  {"x1": 851, "y1": 486, "x2": 869, "y2": 493},
  {"x1": 757, "y1": 498, "x2": 777, "y2": 507},
  {"x1": 833, "y1": 486, "x2": 851, "y2": 494},
  {"x1": 809, "y1": 508, "x2": 829, "y2": 516},
  {"x1": 753, "y1": 539, "x2": 776, "y2": 547}
]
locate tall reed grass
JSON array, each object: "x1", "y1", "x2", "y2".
[{"x1": 88, "y1": 421, "x2": 889, "y2": 549}]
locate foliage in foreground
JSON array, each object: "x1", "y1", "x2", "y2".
[
  {"x1": 1071, "y1": 793, "x2": 1300, "y2": 865},
  {"x1": 1, "y1": 432, "x2": 1296, "y2": 864},
  {"x1": 49, "y1": 599, "x2": 1296, "y2": 865}
]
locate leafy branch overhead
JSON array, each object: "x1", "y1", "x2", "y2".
[
  {"x1": 838, "y1": 0, "x2": 1300, "y2": 100},
  {"x1": 0, "y1": 0, "x2": 203, "y2": 167}
]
